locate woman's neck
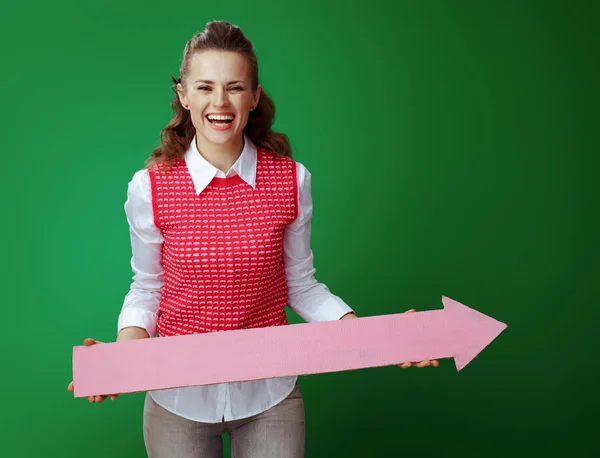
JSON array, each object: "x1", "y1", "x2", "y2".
[{"x1": 195, "y1": 134, "x2": 244, "y2": 174}]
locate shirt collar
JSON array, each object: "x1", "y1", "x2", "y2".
[{"x1": 184, "y1": 133, "x2": 257, "y2": 194}]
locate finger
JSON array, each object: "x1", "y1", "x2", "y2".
[
  {"x1": 110, "y1": 395, "x2": 119, "y2": 401},
  {"x1": 415, "y1": 360, "x2": 430, "y2": 368},
  {"x1": 399, "y1": 362, "x2": 412, "y2": 368},
  {"x1": 83, "y1": 338, "x2": 105, "y2": 346},
  {"x1": 405, "y1": 309, "x2": 416, "y2": 313},
  {"x1": 67, "y1": 381, "x2": 73, "y2": 392},
  {"x1": 94, "y1": 395, "x2": 108, "y2": 403},
  {"x1": 431, "y1": 360, "x2": 440, "y2": 367},
  {"x1": 88, "y1": 396, "x2": 94, "y2": 403}
]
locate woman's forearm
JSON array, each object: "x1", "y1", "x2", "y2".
[{"x1": 117, "y1": 326, "x2": 151, "y2": 341}]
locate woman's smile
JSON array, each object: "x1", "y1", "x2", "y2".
[{"x1": 206, "y1": 112, "x2": 235, "y2": 130}]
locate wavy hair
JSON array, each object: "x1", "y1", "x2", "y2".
[{"x1": 146, "y1": 21, "x2": 291, "y2": 168}]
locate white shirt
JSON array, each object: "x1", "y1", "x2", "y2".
[{"x1": 118, "y1": 134, "x2": 354, "y2": 423}]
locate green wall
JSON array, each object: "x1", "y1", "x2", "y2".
[{"x1": 1, "y1": 0, "x2": 597, "y2": 456}]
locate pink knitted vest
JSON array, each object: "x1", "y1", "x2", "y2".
[{"x1": 148, "y1": 149, "x2": 298, "y2": 337}]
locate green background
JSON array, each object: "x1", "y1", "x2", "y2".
[{"x1": 1, "y1": 0, "x2": 598, "y2": 456}]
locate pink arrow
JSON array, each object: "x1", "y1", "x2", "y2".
[{"x1": 72, "y1": 296, "x2": 507, "y2": 398}]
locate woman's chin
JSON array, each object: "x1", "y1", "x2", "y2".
[{"x1": 200, "y1": 129, "x2": 240, "y2": 145}]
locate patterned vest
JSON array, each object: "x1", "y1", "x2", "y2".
[{"x1": 148, "y1": 149, "x2": 298, "y2": 337}]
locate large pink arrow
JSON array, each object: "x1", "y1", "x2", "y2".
[{"x1": 72, "y1": 296, "x2": 507, "y2": 398}]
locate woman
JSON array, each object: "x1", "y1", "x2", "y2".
[{"x1": 68, "y1": 20, "x2": 437, "y2": 458}]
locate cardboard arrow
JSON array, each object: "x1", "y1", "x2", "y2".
[{"x1": 72, "y1": 296, "x2": 507, "y2": 398}]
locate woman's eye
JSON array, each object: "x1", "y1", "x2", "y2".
[
  {"x1": 198, "y1": 86, "x2": 211, "y2": 91},
  {"x1": 230, "y1": 86, "x2": 244, "y2": 91}
]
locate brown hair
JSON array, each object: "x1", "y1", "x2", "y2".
[{"x1": 146, "y1": 21, "x2": 291, "y2": 169}]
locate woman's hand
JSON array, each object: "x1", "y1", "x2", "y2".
[
  {"x1": 398, "y1": 309, "x2": 439, "y2": 369},
  {"x1": 340, "y1": 309, "x2": 440, "y2": 368},
  {"x1": 67, "y1": 327, "x2": 150, "y2": 403},
  {"x1": 67, "y1": 338, "x2": 119, "y2": 403}
]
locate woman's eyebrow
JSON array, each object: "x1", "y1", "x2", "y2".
[{"x1": 193, "y1": 79, "x2": 246, "y2": 84}]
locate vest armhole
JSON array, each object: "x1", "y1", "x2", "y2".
[
  {"x1": 292, "y1": 160, "x2": 299, "y2": 222},
  {"x1": 147, "y1": 168, "x2": 161, "y2": 231}
]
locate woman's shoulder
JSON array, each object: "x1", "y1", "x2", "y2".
[
  {"x1": 126, "y1": 168, "x2": 151, "y2": 202},
  {"x1": 257, "y1": 148, "x2": 309, "y2": 172},
  {"x1": 258, "y1": 149, "x2": 311, "y2": 186},
  {"x1": 146, "y1": 158, "x2": 186, "y2": 175},
  {"x1": 129, "y1": 168, "x2": 150, "y2": 186}
]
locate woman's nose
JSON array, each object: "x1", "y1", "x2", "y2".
[{"x1": 212, "y1": 87, "x2": 228, "y2": 107}]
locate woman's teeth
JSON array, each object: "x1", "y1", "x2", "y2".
[{"x1": 207, "y1": 115, "x2": 234, "y2": 126}]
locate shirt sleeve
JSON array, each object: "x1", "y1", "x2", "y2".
[
  {"x1": 283, "y1": 162, "x2": 354, "y2": 322},
  {"x1": 117, "y1": 169, "x2": 163, "y2": 337}
]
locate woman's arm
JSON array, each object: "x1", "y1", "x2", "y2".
[
  {"x1": 117, "y1": 326, "x2": 150, "y2": 341},
  {"x1": 117, "y1": 169, "x2": 163, "y2": 338}
]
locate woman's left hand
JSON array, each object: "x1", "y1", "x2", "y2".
[
  {"x1": 339, "y1": 309, "x2": 440, "y2": 368},
  {"x1": 398, "y1": 309, "x2": 439, "y2": 369}
]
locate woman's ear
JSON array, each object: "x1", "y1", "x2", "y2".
[
  {"x1": 177, "y1": 83, "x2": 188, "y2": 109},
  {"x1": 253, "y1": 84, "x2": 262, "y2": 109}
]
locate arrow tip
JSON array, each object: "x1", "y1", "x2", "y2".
[{"x1": 441, "y1": 296, "x2": 507, "y2": 371}]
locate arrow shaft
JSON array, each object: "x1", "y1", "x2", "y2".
[{"x1": 73, "y1": 311, "x2": 456, "y2": 397}]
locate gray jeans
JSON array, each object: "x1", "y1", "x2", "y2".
[{"x1": 143, "y1": 383, "x2": 305, "y2": 457}]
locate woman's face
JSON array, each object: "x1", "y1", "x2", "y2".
[{"x1": 177, "y1": 50, "x2": 261, "y2": 150}]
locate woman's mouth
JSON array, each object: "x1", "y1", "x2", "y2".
[{"x1": 206, "y1": 114, "x2": 235, "y2": 131}]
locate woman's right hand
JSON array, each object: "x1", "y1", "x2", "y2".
[
  {"x1": 67, "y1": 338, "x2": 118, "y2": 403},
  {"x1": 67, "y1": 327, "x2": 150, "y2": 403}
]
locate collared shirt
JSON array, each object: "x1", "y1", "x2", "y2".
[{"x1": 118, "y1": 133, "x2": 354, "y2": 422}]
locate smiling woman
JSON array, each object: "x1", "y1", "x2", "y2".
[
  {"x1": 97, "y1": 21, "x2": 354, "y2": 458},
  {"x1": 67, "y1": 19, "x2": 434, "y2": 458}
]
